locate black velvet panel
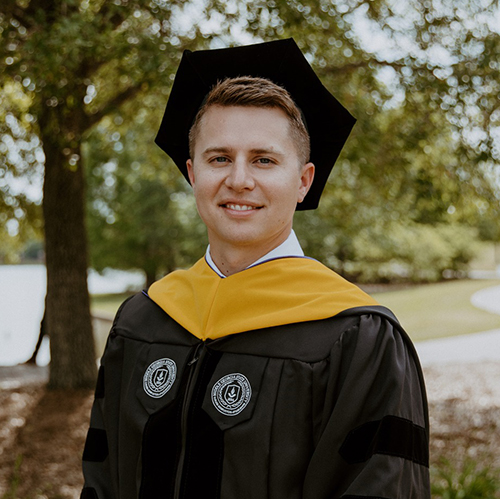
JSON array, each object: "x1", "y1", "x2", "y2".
[
  {"x1": 139, "y1": 398, "x2": 181, "y2": 498},
  {"x1": 139, "y1": 348, "x2": 224, "y2": 499},
  {"x1": 82, "y1": 428, "x2": 109, "y2": 462},
  {"x1": 179, "y1": 349, "x2": 224, "y2": 499},
  {"x1": 80, "y1": 487, "x2": 99, "y2": 499},
  {"x1": 339, "y1": 415, "x2": 429, "y2": 467},
  {"x1": 95, "y1": 366, "x2": 105, "y2": 399}
]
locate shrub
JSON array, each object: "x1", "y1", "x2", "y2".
[{"x1": 344, "y1": 222, "x2": 479, "y2": 283}]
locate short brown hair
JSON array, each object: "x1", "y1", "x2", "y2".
[{"x1": 188, "y1": 76, "x2": 310, "y2": 165}]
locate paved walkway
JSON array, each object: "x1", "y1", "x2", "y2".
[
  {"x1": 0, "y1": 364, "x2": 48, "y2": 389},
  {"x1": 471, "y1": 284, "x2": 500, "y2": 315},
  {"x1": 415, "y1": 284, "x2": 500, "y2": 366}
]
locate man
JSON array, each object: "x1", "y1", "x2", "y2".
[{"x1": 81, "y1": 39, "x2": 430, "y2": 498}]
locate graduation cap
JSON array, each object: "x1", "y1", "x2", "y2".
[{"x1": 155, "y1": 38, "x2": 356, "y2": 210}]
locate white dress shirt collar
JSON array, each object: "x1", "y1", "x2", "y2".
[{"x1": 205, "y1": 229, "x2": 304, "y2": 278}]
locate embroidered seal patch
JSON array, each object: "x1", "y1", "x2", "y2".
[
  {"x1": 211, "y1": 373, "x2": 252, "y2": 416},
  {"x1": 143, "y1": 358, "x2": 177, "y2": 398}
]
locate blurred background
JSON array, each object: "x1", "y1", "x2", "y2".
[{"x1": 1, "y1": 0, "x2": 500, "y2": 497}]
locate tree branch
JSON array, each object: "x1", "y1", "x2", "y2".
[
  {"x1": 77, "y1": 4, "x2": 135, "y2": 81},
  {"x1": 84, "y1": 84, "x2": 144, "y2": 131},
  {"x1": 96, "y1": 1, "x2": 129, "y2": 32},
  {"x1": 1, "y1": 0, "x2": 65, "y2": 30},
  {"x1": 320, "y1": 59, "x2": 408, "y2": 76}
]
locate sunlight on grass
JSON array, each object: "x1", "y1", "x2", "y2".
[
  {"x1": 90, "y1": 293, "x2": 135, "y2": 316},
  {"x1": 372, "y1": 280, "x2": 500, "y2": 342}
]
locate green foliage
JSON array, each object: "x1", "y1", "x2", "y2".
[
  {"x1": 431, "y1": 459, "x2": 500, "y2": 499},
  {"x1": 257, "y1": 0, "x2": 500, "y2": 239},
  {"x1": 347, "y1": 222, "x2": 478, "y2": 283},
  {"x1": 0, "y1": 81, "x2": 43, "y2": 262},
  {"x1": 478, "y1": 218, "x2": 500, "y2": 243},
  {"x1": 0, "y1": 0, "x2": 216, "y2": 176},
  {"x1": 296, "y1": 215, "x2": 479, "y2": 283},
  {"x1": 251, "y1": 0, "x2": 500, "y2": 282},
  {"x1": 85, "y1": 90, "x2": 207, "y2": 283}
]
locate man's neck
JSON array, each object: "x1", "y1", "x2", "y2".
[
  {"x1": 211, "y1": 252, "x2": 259, "y2": 277},
  {"x1": 209, "y1": 232, "x2": 291, "y2": 277},
  {"x1": 207, "y1": 230, "x2": 304, "y2": 277}
]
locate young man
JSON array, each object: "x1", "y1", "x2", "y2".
[{"x1": 81, "y1": 39, "x2": 430, "y2": 498}]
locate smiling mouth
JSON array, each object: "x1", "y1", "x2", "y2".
[{"x1": 221, "y1": 203, "x2": 263, "y2": 211}]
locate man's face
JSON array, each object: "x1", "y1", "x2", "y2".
[{"x1": 186, "y1": 105, "x2": 314, "y2": 256}]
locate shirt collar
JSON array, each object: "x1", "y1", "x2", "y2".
[{"x1": 205, "y1": 229, "x2": 304, "y2": 278}]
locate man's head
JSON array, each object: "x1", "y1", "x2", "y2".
[
  {"x1": 185, "y1": 99, "x2": 315, "y2": 264},
  {"x1": 155, "y1": 39, "x2": 356, "y2": 210},
  {"x1": 188, "y1": 76, "x2": 310, "y2": 167}
]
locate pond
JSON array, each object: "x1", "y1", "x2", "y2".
[{"x1": 0, "y1": 265, "x2": 144, "y2": 366}]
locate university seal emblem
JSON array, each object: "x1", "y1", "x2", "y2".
[
  {"x1": 211, "y1": 373, "x2": 252, "y2": 416},
  {"x1": 143, "y1": 358, "x2": 177, "y2": 398}
]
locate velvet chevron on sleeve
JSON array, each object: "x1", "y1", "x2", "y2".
[{"x1": 303, "y1": 313, "x2": 429, "y2": 498}]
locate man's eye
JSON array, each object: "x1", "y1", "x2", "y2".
[
  {"x1": 214, "y1": 157, "x2": 228, "y2": 163},
  {"x1": 257, "y1": 158, "x2": 272, "y2": 164}
]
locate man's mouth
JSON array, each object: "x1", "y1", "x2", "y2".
[{"x1": 221, "y1": 203, "x2": 263, "y2": 211}]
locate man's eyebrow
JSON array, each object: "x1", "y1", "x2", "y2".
[
  {"x1": 201, "y1": 147, "x2": 285, "y2": 157},
  {"x1": 249, "y1": 148, "x2": 285, "y2": 157},
  {"x1": 201, "y1": 147, "x2": 233, "y2": 156}
]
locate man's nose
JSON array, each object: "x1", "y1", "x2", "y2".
[{"x1": 224, "y1": 159, "x2": 255, "y2": 191}]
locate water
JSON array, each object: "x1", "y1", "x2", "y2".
[{"x1": 0, "y1": 265, "x2": 144, "y2": 366}]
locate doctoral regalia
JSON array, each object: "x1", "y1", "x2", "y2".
[{"x1": 81, "y1": 256, "x2": 430, "y2": 499}]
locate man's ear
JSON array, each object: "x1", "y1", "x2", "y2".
[
  {"x1": 297, "y1": 162, "x2": 315, "y2": 203},
  {"x1": 186, "y1": 159, "x2": 195, "y2": 186}
]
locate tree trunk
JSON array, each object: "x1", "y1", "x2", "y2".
[
  {"x1": 25, "y1": 294, "x2": 47, "y2": 364},
  {"x1": 42, "y1": 133, "x2": 96, "y2": 389},
  {"x1": 145, "y1": 268, "x2": 158, "y2": 289}
]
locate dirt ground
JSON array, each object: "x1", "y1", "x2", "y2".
[
  {"x1": 425, "y1": 362, "x2": 500, "y2": 475},
  {"x1": 1, "y1": 362, "x2": 500, "y2": 498},
  {"x1": 0, "y1": 373, "x2": 93, "y2": 499}
]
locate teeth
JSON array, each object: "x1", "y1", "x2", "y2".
[{"x1": 227, "y1": 204, "x2": 256, "y2": 211}]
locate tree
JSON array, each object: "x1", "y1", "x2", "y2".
[
  {"x1": 0, "y1": 80, "x2": 43, "y2": 263},
  {"x1": 0, "y1": 0, "x2": 212, "y2": 388}
]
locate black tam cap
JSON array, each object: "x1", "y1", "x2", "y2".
[{"x1": 155, "y1": 38, "x2": 356, "y2": 210}]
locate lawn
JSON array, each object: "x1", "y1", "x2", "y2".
[
  {"x1": 89, "y1": 279, "x2": 500, "y2": 344},
  {"x1": 372, "y1": 279, "x2": 500, "y2": 342},
  {"x1": 90, "y1": 292, "x2": 135, "y2": 315}
]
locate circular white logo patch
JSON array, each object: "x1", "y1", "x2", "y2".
[
  {"x1": 143, "y1": 358, "x2": 177, "y2": 398},
  {"x1": 211, "y1": 373, "x2": 252, "y2": 416}
]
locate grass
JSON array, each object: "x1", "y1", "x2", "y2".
[
  {"x1": 372, "y1": 279, "x2": 500, "y2": 342},
  {"x1": 431, "y1": 458, "x2": 500, "y2": 498},
  {"x1": 90, "y1": 292, "x2": 135, "y2": 316},
  {"x1": 3, "y1": 454, "x2": 22, "y2": 499},
  {"x1": 89, "y1": 280, "x2": 500, "y2": 344}
]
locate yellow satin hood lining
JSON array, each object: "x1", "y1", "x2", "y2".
[{"x1": 148, "y1": 257, "x2": 379, "y2": 341}]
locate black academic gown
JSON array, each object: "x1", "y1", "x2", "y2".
[{"x1": 81, "y1": 257, "x2": 430, "y2": 499}]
